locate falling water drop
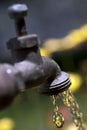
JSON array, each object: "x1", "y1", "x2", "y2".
[
  {"x1": 59, "y1": 89, "x2": 86, "y2": 130},
  {"x1": 51, "y1": 89, "x2": 86, "y2": 130},
  {"x1": 51, "y1": 95, "x2": 64, "y2": 128}
]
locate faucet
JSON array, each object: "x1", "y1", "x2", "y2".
[
  {"x1": 0, "y1": 4, "x2": 86, "y2": 130},
  {"x1": 0, "y1": 4, "x2": 71, "y2": 111}
]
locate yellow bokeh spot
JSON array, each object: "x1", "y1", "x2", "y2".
[
  {"x1": 40, "y1": 48, "x2": 51, "y2": 57},
  {"x1": 69, "y1": 73, "x2": 82, "y2": 93},
  {"x1": 42, "y1": 24, "x2": 87, "y2": 53},
  {"x1": 0, "y1": 118, "x2": 15, "y2": 130}
]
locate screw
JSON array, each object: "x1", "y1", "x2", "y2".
[{"x1": 8, "y1": 4, "x2": 28, "y2": 36}]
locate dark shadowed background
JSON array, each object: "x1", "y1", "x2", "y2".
[{"x1": 0, "y1": 0, "x2": 87, "y2": 62}]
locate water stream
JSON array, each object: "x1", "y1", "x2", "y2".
[{"x1": 51, "y1": 89, "x2": 86, "y2": 130}]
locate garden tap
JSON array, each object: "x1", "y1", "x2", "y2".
[{"x1": 0, "y1": 4, "x2": 71, "y2": 110}]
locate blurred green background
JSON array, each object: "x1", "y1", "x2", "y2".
[{"x1": 0, "y1": 84, "x2": 87, "y2": 130}]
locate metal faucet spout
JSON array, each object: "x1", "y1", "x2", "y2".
[{"x1": 0, "y1": 4, "x2": 71, "y2": 110}]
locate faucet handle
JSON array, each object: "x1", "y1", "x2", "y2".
[
  {"x1": 8, "y1": 4, "x2": 28, "y2": 19},
  {"x1": 8, "y1": 4, "x2": 28, "y2": 36}
]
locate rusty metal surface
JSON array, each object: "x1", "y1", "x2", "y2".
[{"x1": 0, "y1": 4, "x2": 71, "y2": 110}]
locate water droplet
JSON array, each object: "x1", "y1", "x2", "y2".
[{"x1": 53, "y1": 112, "x2": 64, "y2": 128}]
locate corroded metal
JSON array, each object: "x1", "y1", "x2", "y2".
[{"x1": 0, "y1": 4, "x2": 71, "y2": 111}]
